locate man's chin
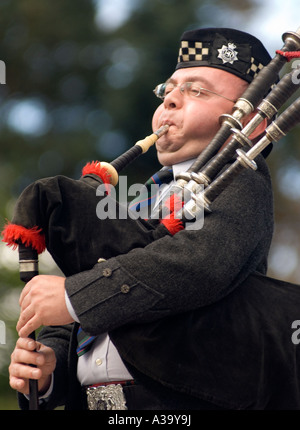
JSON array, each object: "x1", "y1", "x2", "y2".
[
  {"x1": 157, "y1": 153, "x2": 184, "y2": 167},
  {"x1": 157, "y1": 152, "x2": 173, "y2": 166}
]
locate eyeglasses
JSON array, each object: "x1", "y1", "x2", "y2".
[{"x1": 153, "y1": 81, "x2": 236, "y2": 103}]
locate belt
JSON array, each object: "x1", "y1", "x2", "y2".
[{"x1": 84, "y1": 380, "x2": 136, "y2": 410}]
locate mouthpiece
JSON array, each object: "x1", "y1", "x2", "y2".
[
  {"x1": 100, "y1": 125, "x2": 170, "y2": 187},
  {"x1": 154, "y1": 124, "x2": 170, "y2": 138},
  {"x1": 135, "y1": 124, "x2": 169, "y2": 153}
]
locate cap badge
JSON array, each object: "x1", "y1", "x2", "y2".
[{"x1": 217, "y1": 43, "x2": 238, "y2": 64}]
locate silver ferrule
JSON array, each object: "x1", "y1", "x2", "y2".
[
  {"x1": 19, "y1": 260, "x2": 39, "y2": 273},
  {"x1": 257, "y1": 99, "x2": 278, "y2": 120},
  {"x1": 233, "y1": 98, "x2": 255, "y2": 117},
  {"x1": 190, "y1": 171, "x2": 210, "y2": 187},
  {"x1": 181, "y1": 192, "x2": 211, "y2": 221},
  {"x1": 181, "y1": 198, "x2": 199, "y2": 221},
  {"x1": 266, "y1": 122, "x2": 286, "y2": 142},
  {"x1": 231, "y1": 128, "x2": 254, "y2": 148},
  {"x1": 282, "y1": 29, "x2": 300, "y2": 51},
  {"x1": 184, "y1": 178, "x2": 205, "y2": 200},
  {"x1": 193, "y1": 191, "x2": 211, "y2": 213},
  {"x1": 154, "y1": 124, "x2": 169, "y2": 138},
  {"x1": 219, "y1": 113, "x2": 243, "y2": 130},
  {"x1": 236, "y1": 149, "x2": 257, "y2": 170},
  {"x1": 175, "y1": 172, "x2": 192, "y2": 185}
]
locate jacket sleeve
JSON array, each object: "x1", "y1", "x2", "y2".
[{"x1": 65, "y1": 156, "x2": 274, "y2": 336}]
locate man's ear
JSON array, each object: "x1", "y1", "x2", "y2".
[{"x1": 243, "y1": 111, "x2": 268, "y2": 140}]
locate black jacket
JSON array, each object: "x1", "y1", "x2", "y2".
[{"x1": 20, "y1": 155, "x2": 300, "y2": 409}]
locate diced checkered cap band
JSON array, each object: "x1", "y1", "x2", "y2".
[
  {"x1": 247, "y1": 57, "x2": 265, "y2": 80},
  {"x1": 178, "y1": 41, "x2": 211, "y2": 62},
  {"x1": 175, "y1": 29, "x2": 272, "y2": 83}
]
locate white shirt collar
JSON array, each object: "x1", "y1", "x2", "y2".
[
  {"x1": 172, "y1": 159, "x2": 196, "y2": 179},
  {"x1": 153, "y1": 159, "x2": 196, "y2": 213}
]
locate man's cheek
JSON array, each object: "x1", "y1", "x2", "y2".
[{"x1": 152, "y1": 105, "x2": 164, "y2": 130}]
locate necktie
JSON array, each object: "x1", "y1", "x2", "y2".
[
  {"x1": 77, "y1": 326, "x2": 96, "y2": 357},
  {"x1": 76, "y1": 167, "x2": 173, "y2": 357},
  {"x1": 129, "y1": 167, "x2": 173, "y2": 213}
]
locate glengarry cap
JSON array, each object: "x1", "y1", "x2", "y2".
[{"x1": 176, "y1": 27, "x2": 272, "y2": 83}]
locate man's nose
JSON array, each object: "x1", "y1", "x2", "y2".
[{"x1": 163, "y1": 86, "x2": 184, "y2": 109}]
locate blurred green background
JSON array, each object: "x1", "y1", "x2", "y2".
[{"x1": 0, "y1": 0, "x2": 299, "y2": 410}]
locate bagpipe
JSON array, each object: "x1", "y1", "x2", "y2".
[{"x1": 2, "y1": 27, "x2": 300, "y2": 409}]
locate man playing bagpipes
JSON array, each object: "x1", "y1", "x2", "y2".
[{"x1": 6, "y1": 27, "x2": 300, "y2": 409}]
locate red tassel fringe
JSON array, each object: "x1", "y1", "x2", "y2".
[
  {"x1": 161, "y1": 217, "x2": 184, "y2": 236},
  {"x1": 2, "y1": 223, "x2": 46, "y2": 254},
  {"x1": 160, "y1": 194, "x2": 184, "y2": 235},
  {"x1": 82, "y1": 161, "x2": 112, "y2": 185}
]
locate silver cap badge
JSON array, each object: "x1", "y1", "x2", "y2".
[{"x1": 217, "y1": 43, "x2": 238, "y2": 64}]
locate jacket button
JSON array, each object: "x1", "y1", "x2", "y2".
[
  {"x1": 120, "y1": 284, "x2": 130, "y2": 294},
  {"x1": 102, "y1": 268, "x2": 112, "y2": 277}
]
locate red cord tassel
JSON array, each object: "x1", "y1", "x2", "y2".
[{"x1": 276, "y1": 50, "x2": 300, "y2": 61}]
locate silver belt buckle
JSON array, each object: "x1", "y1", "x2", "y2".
[{"x1": 86, "y1": 384, "x2": 128, "y2": 410}]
